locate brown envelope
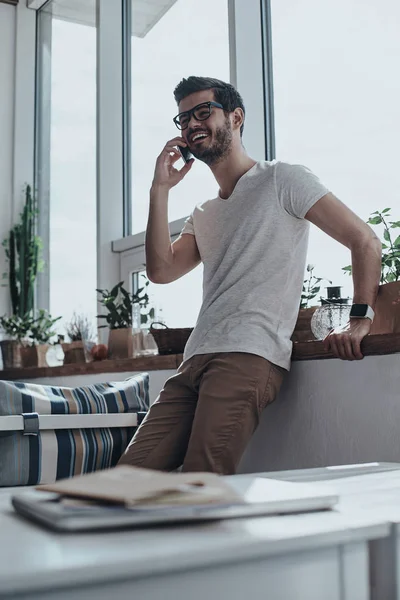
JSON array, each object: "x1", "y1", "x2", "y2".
[{"x1": 36, "y1": 466, "x2": 244, "y2": 507}]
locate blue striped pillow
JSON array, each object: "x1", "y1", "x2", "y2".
[{"x1": 0, "y1": 374, "x2": 149, "y2": 487}]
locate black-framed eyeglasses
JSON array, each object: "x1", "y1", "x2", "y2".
[{"x1": 173, "y1": 101, "x2": 224, "y2": 130}]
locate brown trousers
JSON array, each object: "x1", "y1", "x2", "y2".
[{"x1": 118, "y1": 352, "x2": 286, "y2": 475}]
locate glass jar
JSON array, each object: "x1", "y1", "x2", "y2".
[{"x1": 311, "y1": 304, "x2": 351, "y2": 340}]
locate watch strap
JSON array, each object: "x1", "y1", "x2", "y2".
[{"x1": 350, "y1": 304, "x2": 375, "y2": 323}]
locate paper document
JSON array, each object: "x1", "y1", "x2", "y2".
[
  {"x1": 13, "y1": 471, "x2": 338, "y2": 532},
  {"x1": 37, "y1": 466, "x2": 244, "y2": 507}
]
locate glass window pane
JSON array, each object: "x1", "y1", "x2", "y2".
[
  {"x1": 129, "y1": 0, "x2": 229, "y2": 328},
  {"x1": 130, "y1": 0, "x2": 230, "y2": 235},
  {"x1": 271, "y1": 0, "x2": 400, "y2": 299},
  {"x1": 37, "y1": 2, "x2": 97, "y2": 334},
  {"x1": 135, "y1": 266, "x2": 203, "y2": 329}
]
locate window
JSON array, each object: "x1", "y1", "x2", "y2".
[
  {"x1": 36, "y1": 1, "x2": 97, "y2": 334},
  {"x1": 127, "y1": 0, "x2": 230, "y2": 327},
  {"x1": 130, "y1": 0, "x2": 230, "y2": 235},
  {"x1": 271, "y1": 0, "x2": 400, "y2": 299},
  {"x1": 133, "y1": 267, "x2": 202, "y2": 328}
]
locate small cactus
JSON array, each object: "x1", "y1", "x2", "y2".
[{"x1": 2, "y1": 185, "x2": 43, "y2": 318}]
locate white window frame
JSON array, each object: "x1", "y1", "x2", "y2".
[
  {"x1": 114, "y1": 0, "x2": 274, "y2": 292},
  {"x1": 12, "y1": 2, "x2": 36, "y2": 224},
  {"x1": 96, "y1": 0, "x2": 125, "y2": 304},
  {"x1": 2, "y1": 1, "x2": 37, "y2": 318},
  {"x1": 0, "y1": 2, "x2": 36, "y2": 318},
  {"x1": 117, "y1": 217, "x2": 188, "y2": 288},
  {"x1": 35, "y1": 5, "x2": 51, "y2": 311}
]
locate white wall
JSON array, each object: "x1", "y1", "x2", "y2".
[
  {"x1": 239, "y1": 354, "x2": 400, "y2": 473},
  {"x1": 0, "y1": 5, "x2": 16, "y2": 319}
]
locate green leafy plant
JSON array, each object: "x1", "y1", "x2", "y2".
[
  {"x1": 137, "y1": 273, "x2": 156, "y2": 326},
  {"x1": 0, "y1": 310, "x2": 61, "y2": 345},
  {"x1": 65, "y1": 312, "x2": 95, "y2": 342},
  {"x1": 1, "y1": 185, "x2": 44, "y2": 317},
  {"x1": 342, "y1": 208, "x2": 400, "y2": 284},
  {"x1": 300, "y1": 264, "x2": 332, "y2": 309},
  {"x1": 97, "y1": 280, "x2": 154, "y2": 330},
  {"x1": 0, "y1": 313, "x2": 35, "y2": 343},
  {"x1": 26, "y1": 310, "x2": 62, "y2": 346}
]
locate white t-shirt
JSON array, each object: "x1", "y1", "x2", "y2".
[{"x1": 179, "y1": 160, "x2": 330, "y2": 371}]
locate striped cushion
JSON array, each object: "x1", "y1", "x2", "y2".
[{"x1": 0, "y1": 374, "x2": 149, "y2": 487}]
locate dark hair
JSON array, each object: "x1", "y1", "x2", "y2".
[{"x1": 173, "y1": 76, "x2": 245, "y2": 137}]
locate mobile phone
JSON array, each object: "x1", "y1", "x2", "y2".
[{"x1": 178, "y1": 145, "x2": 193, "y2": 164}]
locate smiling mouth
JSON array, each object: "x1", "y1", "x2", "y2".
[{"x1": 190, "y1": 133, "x2": 209, "y2": 144}]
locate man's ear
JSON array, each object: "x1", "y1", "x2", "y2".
[{"x1": 232, "y1": 108, "x2": 244, "y2": 132}]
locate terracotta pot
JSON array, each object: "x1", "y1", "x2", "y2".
[
  {"x1": 371, "y1": 281, "x2": 400, "y2": 334},
  {"x1": 291, "y1": 307, "x2": 319, "y2": 342},
  {"x1": 107, "y1": 328, "x2": 133, "y2": 360},
  {"x1": 20, "y1": 344, "x2": 49, "y2": 368},
  {"x1": 0, "y1": 340, "x2": 22, "y2": 369},
  {"x1": 61, "y1": 341, "x2": 86, "y2": 364}
]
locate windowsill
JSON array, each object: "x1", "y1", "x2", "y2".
[
  {"x1": 0, "y1": 333, "x2": 399, "y2": 381},
  {"x1": 291, "y1": 332, "x2": 400, "y2": 361},
  {"x1": 112, "y1": 217, "x2": 187, "y2": 254},
  {"x1": 0, "y1": 353, "x2": 181, "y2": 381}
]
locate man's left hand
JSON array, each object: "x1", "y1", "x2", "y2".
[{"x1": 323, "y1": 319, "x2": 372, "y2": 361}]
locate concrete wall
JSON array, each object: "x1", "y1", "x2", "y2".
[
  {"x1": 0, "y1": 4, "x2": 16, "y2": 319},
  {"x1": 239, "y1": 354, "x2": 400, "y2": 473},
  {"x1": 21, "y1": 353, "x2": 400, "y2": 472}
]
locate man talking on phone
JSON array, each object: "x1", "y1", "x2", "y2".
[{"x1": 118, "y1": 76, "x2": 381, "y2": 475}]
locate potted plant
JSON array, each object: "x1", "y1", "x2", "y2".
[
  {"x1": 342, "y1": 207, "x2": 400, "y2": 334},
  {"x1": 20, "y1": 310, "x2": 62, "y2": 368},
  {"x1": 134, "y1": 273, "x2": 156, "y2": 328},
  {"x1": 292, "y1": 265, "x2": 332, "y2": 342},
  {"x1": 0, "y1": 314, "x2": 34, "y2": 369},
  {"x1": 1, "y1": 185, "x2": 44, "y2": 368},
  {"x1": 97, "y1": 280, "x2": 152, "y2": 359},
  {"x1": 62, "y1": 312, "x2": 95, "y2": 364}
]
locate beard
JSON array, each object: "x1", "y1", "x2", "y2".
[{"x1": 190, "y1": 118, "x2": 233, "y2": 166}]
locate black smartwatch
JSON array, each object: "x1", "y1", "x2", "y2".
[{"x1": 349, "y1": 304, "x2": 375, "y2": 322}]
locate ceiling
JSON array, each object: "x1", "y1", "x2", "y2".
[{"x1": 34, "y1": 0, "x2": 178, "y2": 38}]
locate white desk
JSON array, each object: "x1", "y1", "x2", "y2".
[
  {"x1": 0, "y1": 481, "x2": 389, "y2": 600},
  {"x1": 259, "y1": 462, "x2": 400, "y2": 600}
]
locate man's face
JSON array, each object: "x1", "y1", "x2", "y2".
[{"x1": 178, "y1": 90, "x2": 233, "y2": 166}]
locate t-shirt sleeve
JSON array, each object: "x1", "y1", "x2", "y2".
[
  {"x1": 179, "y1": 212, "x2": 195, "y2": 236},
  {"x1": 275, "y1": 162, "x2": 330, "y2": 219}
]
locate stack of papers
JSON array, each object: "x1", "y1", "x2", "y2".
[{"x1": 36, "y1": 466, "x2": 243, "y2": 508}]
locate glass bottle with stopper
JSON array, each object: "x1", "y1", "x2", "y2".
[{"x1": 311, "y1": 286, "x2": 351, "y2": 340}]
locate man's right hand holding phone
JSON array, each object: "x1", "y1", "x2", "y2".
[{"x1": 151, "y1": 137, "x2": 194, "y2": 192}]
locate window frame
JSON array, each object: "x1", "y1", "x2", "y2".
[
  {"x1": 0, "y1": 2, "x2": 36, "y2": 317},
  {"x1": 117, "y1": 217, "x2": 187, "y2": 285},
  {"x1": 13, "y1": 3, "x2": 37, "y2": 214},
  {"x1": 34, "y1": 6, "x2": 52, "y2": 311}
]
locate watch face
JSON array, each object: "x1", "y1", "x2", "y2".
[{"x1": 350, "y1": 304, "x2": 368, "y2": 317}]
